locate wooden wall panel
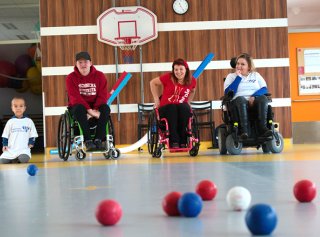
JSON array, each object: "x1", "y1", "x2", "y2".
[
  {"x1": 41, "y1": 0, "x2": 287, "y2": 27},
  {"x1": 42, "y1": 28, "x2": 288, "y2": 67},
  {"x1": 40, "y1": 0, "x2": 290, "y2": 146}
]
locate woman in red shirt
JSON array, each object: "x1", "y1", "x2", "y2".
[{"x1": 150, "y1": 58, "x2": 196, "y2": 148}]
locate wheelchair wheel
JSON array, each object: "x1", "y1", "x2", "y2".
[
  {"x1": 189, "y1": 147, "x2": 198, "y2": 157},
  {"x1": 109, "y1": 148, "x2": 121, "y2": 160},
  {"x1": 226, "y1": 134, "x2": 243, "y2": 155},
  {"x1": 266, "y1": 132, "x2": 284, "y2": 153},
  {"x1": 107, "y1": 117, "x2": 115, "y2": 145},
  {"x1": 57, "y1": 113, "x2": 71, "y2": 161},
  {"x1": 75, "y1": 150, "x2": 86, "y2": 161},
  {"x1": 189, "y1": 112, "x2": 200, "y2": 154},
  {"x1": 153, "y1": 146, "x2": 163, "y2": 158},
  {"x1": 147, "y1": 111, "x2": 159, "y2": 155},
  {"x1": 218, "y1": 125, "x2": 227, "y2": 155}
]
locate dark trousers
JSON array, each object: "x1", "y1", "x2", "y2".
[
  {"x1": 69, "y1": 104, "x2": 110, "y2": 141},
  {"x1": 230, "y1": 95, "x2": 269, "y2": 133},
  {"x1": 159, "y1": 103, "x2": 192, "y2": 144}
]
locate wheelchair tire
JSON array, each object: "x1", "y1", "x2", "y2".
[
  {"x1": 107, "y1": 118, "x2": 115, "y2": 145},
  {"x1": 153, "y1": 147, "x2": 162, "y2": 158},
  {"x1": 190, "y1": 112, "x2": 200, "y2": 149},
  {"x1": 218, "y1": 125, "x2": 227, "y2": 155},
  {"x1": 189, "y1": 147, "x2": 199, "y2": 157},
  {"x1": 109, "y1": 148, "x2": 121, "y2": 160},
  {"x1": 147, "y1": 111, "x2": 159, "y2": 155},
  {"x1": 266, "y1": 132, "x2": 284, "y2": 153},
  {"x1": 75, "y1": 150, "x2": 86, "y2": 161},
  {"x1": 57, "y1": 113, "x2": 71, "y2": 161},
  {"x1": 226, "y1": 134, "x2": 243, "y2": 155}
]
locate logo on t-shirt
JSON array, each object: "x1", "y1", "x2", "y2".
[
  {"x1": 168, "y1": 86, "x2": 190, "y2": 103},
  {"x1": 79, "y1": 83, "x2": 97, "y2": 96}
]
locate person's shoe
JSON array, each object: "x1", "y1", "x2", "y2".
[
  {"x1": 85, "y1": 140, "x2": 95, "y2": 151},
  {"x1": 94, "y1": 139, "x2": 104, "y2": 150},
  {"x1": 260, "y1": 129, "x2": 273, "y2": 138},
  {"x1": 240, "y1": 132, "x2": 248, "y2": 140},
  {"x1": 170, "y1": 142, "x2": 180, "y2": 148}
]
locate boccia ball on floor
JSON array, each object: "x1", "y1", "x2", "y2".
[
  {"x1": 195, "y1": 180, "x2": 217, "y2": 201},
  {"x1": 226, "y1": 186, "x2": 251, "y2": 211},
  {"x1": 95, "y1": 199, "x2": 122, "y2": 226},
  {"x1": 245, "y1": 204, "x2": 277, "y2": 235},
  {"x1": 293, "y1": 179, "x2": 317, "y2": 202},
  {"x1": 162, "y1": 191, "x2": 182, "y2": 216},
  {"x1": 27, "y1": 164, "x2": 38, "y2": 176},
  {"x1": 178, "y1": 192, "x2": 203, "y2": 217}
]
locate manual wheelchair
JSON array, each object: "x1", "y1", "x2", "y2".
[
  {"x1": 57, "y1": 109, "x2": 120, "y2": 161},
  {"x1": 147, "y1": 107, "x2": 200, "y2": 158},
  {"x1": 217, "y1": 94, "x2": 284, "y2": 155}
]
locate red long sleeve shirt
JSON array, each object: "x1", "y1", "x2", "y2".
[{"x1": 66, "y1": 65, "x2": 108, "y2": 110}]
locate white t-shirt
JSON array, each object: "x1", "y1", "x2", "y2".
[
  {"x1": 224, "y1": 71, "x2": 267, "y2": 100},
  {"x1": 1, "y1": 117, "x2": 38, "y2": 159}
]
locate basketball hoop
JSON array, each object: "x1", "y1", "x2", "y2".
[{"x1": 116, "y1": 37, "x2": 140, "y2": 64}]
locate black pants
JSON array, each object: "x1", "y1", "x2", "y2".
[
  {"x1": 69, "y1": 104, "x2": 110, "y2": 141},
  {"x1": 229, "y1": 95, "x2": 269, "y2": 133},
  {"x1": 158, "y1": 103, "x2": 192, "y2": 144}
]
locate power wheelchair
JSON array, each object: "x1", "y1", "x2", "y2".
[
  {"x1": 147, "y1": 107, "x2": 200, "y2": 158},
  {"x1": 217, "y1": 93, "x2": 284, "y2": 155},
  {"x1": 57, "y1": 109, "x2": 120, "y2": 161}
]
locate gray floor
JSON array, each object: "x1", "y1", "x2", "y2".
[{"x1": 0, "y1": 145, "x2": 320, "y2": 236}]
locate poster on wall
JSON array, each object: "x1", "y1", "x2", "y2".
[{"x1": 297, "y1": 48, "x2": 320, "y2": 95}]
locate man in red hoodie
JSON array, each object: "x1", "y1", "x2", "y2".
[{"x1": 66, "y1": 52, "x2": 110, "y2": 151}]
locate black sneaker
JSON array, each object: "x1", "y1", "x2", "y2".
[
  {"x1": 85, "y1": 140, "x2": 95, "y2": 151},
  {"x1": 94, "y1": 139, "x2": 104, "y2": 150}
]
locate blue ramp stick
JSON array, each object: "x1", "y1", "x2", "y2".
[
  {"x1": 107, "y1": 72, "x2": 132, "y2": 105},
  {"x1": 192, "y1": 53, "x2": 215, "y2": 79}
]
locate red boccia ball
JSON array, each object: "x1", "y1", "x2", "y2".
[
  {"x1": 95, "y1": 199, "x2": 122, "y2": 226},
  {"x1": 293, "y1": 180, "x2": 317, "y2": 202},
  {"x1": 196, "y1": 180, "x2": 218, "y2": 201},
  {"x1": 162, "y1": 191, "x2": 182, "y2": 216}
]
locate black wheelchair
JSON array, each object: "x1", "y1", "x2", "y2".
[
  {"x1": 147, "y1": 108, "x2": 200, "y2": 158},
  {"x1": 57, "y1": 109, "x2": 120, "y2": 161},
  {"x1": 217, "y1": 94, "x2": 284, "y2": 155}
]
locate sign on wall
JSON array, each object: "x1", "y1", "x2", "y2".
[{"x1": 297, "y1": 48, "x2": 320, "y2": 95}]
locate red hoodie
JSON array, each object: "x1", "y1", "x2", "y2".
[{"x1": 66, "y1": 65, "x2": 108, "y2": 110}]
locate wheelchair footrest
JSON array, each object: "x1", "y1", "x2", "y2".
[{"x1": 168, "y1": 147, "x2": 191, "y2": 153}]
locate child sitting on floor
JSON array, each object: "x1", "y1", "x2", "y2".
[{"x1": 0, "y1": 97, "x2": 38, "y2": 164}]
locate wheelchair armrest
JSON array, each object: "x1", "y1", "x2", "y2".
[{"x1": 220, "y1": 90, "x2": 234, "y2": 103}]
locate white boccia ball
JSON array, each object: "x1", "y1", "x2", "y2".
[{"x1": 226, "y1": 186, "x2": 251, "y2": 211}]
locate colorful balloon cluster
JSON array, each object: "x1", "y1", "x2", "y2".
[{"x1": 0, "y1": 44, "x2": 42, "y2": 95}]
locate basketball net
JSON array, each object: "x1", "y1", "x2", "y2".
[{"x1": 118, "y1": 38, "x2": 138, "y2": 64}]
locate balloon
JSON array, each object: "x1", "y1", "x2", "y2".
[
  {"x1": 28, "y1": 44, "x2": 37, "y2": 59},
  {"x1": 27, "y1": 66, "x2": 41, "y2": 81},
  {"x1": 15, "y1": 54, "x2": 33, "y2": 76},
  {"x1": 35, "y1": 60, "x2": 41, "y2": 71},
  {"x1": 0, "y1": 60, "x2": 16, "y2": 88},
  {"x1": 30, "y1": 84, "x2": 42, "y2": 95}
]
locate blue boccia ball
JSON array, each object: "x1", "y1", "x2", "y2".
[
  {"x1": 178, "y1": 192, "x2": 203, "y2": 217},
  {"x1": 27, "y1": 164, "x2": 38, "y2": 176},
  {"x1": 245, "y1": 204, "x2": 277, "y2": 235}
]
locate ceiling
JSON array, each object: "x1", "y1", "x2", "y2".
[{"x1": 0, "y1": 0, "x2": 319, "y2": 44}]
